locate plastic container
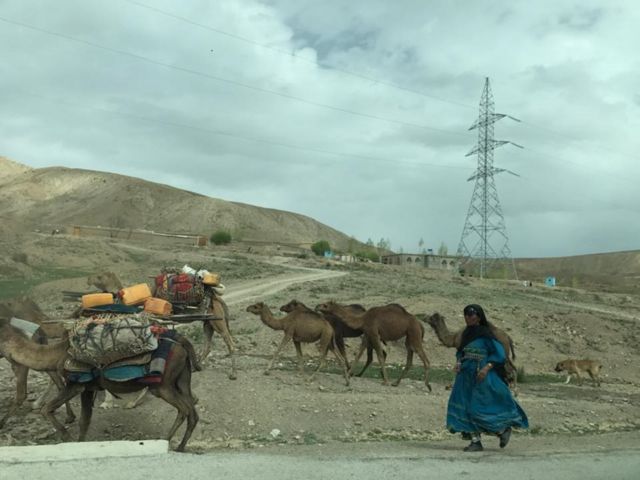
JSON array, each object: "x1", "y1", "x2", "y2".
[
  {"x1": 119, "y1": 283, "x2": 152, "y2": 306},
  {"x1": 144, "y1": 297, "x2": 172, "y2": 316},
  {"x1": 81, "y1": 293, "x2": 114, "y2": 309},
  {"x1": 202, "y1": 273, "x2": 221, "y2": 286}
]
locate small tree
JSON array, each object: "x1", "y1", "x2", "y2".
[
  {"x1": 311, "y1": 240, "x2": 331, "y2": 256},
  {"x1": 210, "y1": 230, "x2": 232, "y2": 245},
  {"x1": 437, "y1": 241, "x2": 448, "y2": 256}
]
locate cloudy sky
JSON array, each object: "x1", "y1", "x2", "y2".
[{"x1": 1, "y1": 0, "x2": 638, "y2": 258}]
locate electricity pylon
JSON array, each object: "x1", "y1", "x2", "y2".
[{"x1": 457, "y1": 77, "x2": 522, "y2": 279}]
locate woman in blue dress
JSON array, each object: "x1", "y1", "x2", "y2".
[{"x1": 446, "y1": 304, "x2": 528, "y2": 452}]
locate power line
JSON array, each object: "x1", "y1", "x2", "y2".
[
  {"x1": 11, "y1": 89, "x2": 473, "y2": 172},
  {"x1": 0, "y1": 15, "x2": 468, "y2": 138},
  {"x1": 511, "y1": 145, "x2": 636, "y2": 189},
  {"x1": 122, "y1": 0, "x2": 476, "y2": 111},
  {"x1": 123, "y1": 1, "x2": 640, "y2": 166}
]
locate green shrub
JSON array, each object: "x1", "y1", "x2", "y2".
[
  {"x1": 355, "y1": 251, "x2": 379, "y2": 262},
  {"x1": 311, "y1": 240, "x2": 331, "y2": 256},
  {"x1": 210, "y1": 230, "x2": 232, "y2": 245}
]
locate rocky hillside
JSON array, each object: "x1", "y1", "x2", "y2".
[{"x1": 0, "y1": 157, "x2": 357, "y2": 250}]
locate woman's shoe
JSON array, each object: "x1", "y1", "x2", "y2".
[
  {"x1": 499, "y1": 427, "x2": 512, "y2": 448},
  {"x1": 463, "y1": 441, "x2": 484, "y2": 452}
]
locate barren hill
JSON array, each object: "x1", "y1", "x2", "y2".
[
  {"x1": 0, "y1": 157, "x2": 357, "y2": 250},
  {"x1": 515, "y1": 250, "x2": 640, "y2": 293}
]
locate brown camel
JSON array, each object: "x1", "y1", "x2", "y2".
[
  {"x1": 0, "y1": 298, "x2": 71, "y2": 424},
  {"x1": 87, "y1": 271, "x2": 123, "y2": 293},
  {"x1": 280, "y1": 300, "x2": 387, "y2": 375},
  {"x1": 4, "y1": 322, "x2": 201, "y2": 451},
  {"x1": 201, "y1": 293, "x2": 237, "y2": 380},
  {"x1": 424, "y1": 312, "x2": 518, "y2": 391},
  {"x1": 0, "y1": 319, "x2": 75, "y2": 428},
  {"x1": 246, "y1": 302, "x2": 350, "y2": 386},
  {"x1": 315, "y1": 301, "x2": 431, "y2": 390}
]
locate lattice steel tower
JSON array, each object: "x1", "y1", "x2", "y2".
[{"x1": 457, "y1": 77, "x2": 522, "y2": 279}]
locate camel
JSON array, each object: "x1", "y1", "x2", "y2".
[
  {"x1": 0, "y1": 319, "x2": 75, "y2": 428},
  {"x1": 246, "y1": 302, "x2": 350, "y2": 386},
  {"x1": 201, "y1": 293, "x2": 237, "y2": 380},
  {"x1": 0, "y1": 297, "x2": 66, "y2": 338},
  {"x1": 0, "y1": 298, "x2": 71, "y2": 423},
  {"x1": 280, "y1": 300, "x2": 387, "y2": 375},
  {"x1": 87, "y1": 271, "x2": 123, "y2": 294},
  {"x1": 2, "y1": 320, "x2": 201, "y2": 451},
  {"x1": 424, "y1": 312, "x2": 518, "y2": 391},
  {"x1": 315, "y1": 301, "x2": 431, "y2": 390}
]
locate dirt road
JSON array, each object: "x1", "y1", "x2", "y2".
[{"x1": 222, "y1": 268, "x2": 347, "y2": 306}]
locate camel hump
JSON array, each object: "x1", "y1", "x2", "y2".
[
  {"x1": 347, "y1": 303, "x2": 366, "y2": 312},
  {"x1": 371, "y1": 303, "x2": 410, "y2": 315}
]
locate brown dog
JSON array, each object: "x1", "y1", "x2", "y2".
[{"x1": 554, "y1": 359, "x2": 602, "y2": 386}]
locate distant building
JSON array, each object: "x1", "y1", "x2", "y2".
[
  {"x1": 381, "y1": 253, "x2": 460, "y2": 271},
  {"x1": 545, "y1": 276, "x2": 556, "y2": 287}
]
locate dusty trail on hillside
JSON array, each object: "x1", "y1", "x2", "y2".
[{"x1": 223, "y1": 269, "x2": 347, "y2": 306}]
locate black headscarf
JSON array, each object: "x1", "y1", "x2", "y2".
[
  {"x1": 458, "y1": 304, "x2": 497, "y2": 352},
  {"x1": 459, "y1": 304, "x2": 509, "y2": 384}
]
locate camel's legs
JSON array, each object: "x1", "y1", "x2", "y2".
[
  {"x1": 335, "y1": 335, "x2": 350, "y2": 371},
  {"x1": 100, "y1": 391, "x2": 117, "y2": 409},
  {"x1": 201, "y1": 321, "x2": 215, "y2": 362},
  {"x1": 265, "y1": 334, "x2": 292, "y2": 374},
  {"x1": 331, "y1": 342, "x2": 351, "y2": 386},
  {"x1": 78, "y1": 390, "x2": 96, "y2": 441},
  {"x1": 213, "y1": 321, "x2": 237, "y2": 380},
  {"x1": 293, "y1": 341, "x2": 304, "y2": 374},
  {"x1": 351, "y1": 337, "x2": 368, "y2": 376},
  {"x1": 202, "y1": 303, "x2": 237, "y2": 380},
  {"x1": 155, "y1": 375, "x2": 198, "y2": 452},
  {"x1": 308, "y1": 335, "x2": 332, "y2": 382},
  {"x1": 588, "y1": 371, "x2": 600, "y2": 387},
  {"x1": 152, "y1": 385, "x2": 186, "y2": 445},
  {"x1": 369, "y1": 334, "x2": 389, "y2": 385},
  {"x1": 392, "y1": 343, "x2": 414, "y2": 387},
  {"x1": 125, "y1": 388, "x2": 149, "y2": 409},
  {"x1": 42, "y1": 383, "x2": 85, "y2": 441},
  {"x1": 31, "y1": 375, "x2": 55, "y2": 410},
  {"x1": 353, "y1": 338, "x2": 386, "y2": 378},
  {"x1": 576, "y1": 372, "x2": 583, "y2": 385},
  {"x1": 47, "y1": 372, "x2": 77, "y2": 422},
  {"x1": 176, "y1": 368, "x2": 199, "y2": 447},
  {"x1": 414, "y1": 344, "x2": 432, "y2": 391},
  {"x1": 0, "y1": 362, "x2": 29, "y2": 428}
]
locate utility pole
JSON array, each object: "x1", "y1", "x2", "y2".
[{"x1": 457, "y1": 77, "x2": 522, "y2": 279}]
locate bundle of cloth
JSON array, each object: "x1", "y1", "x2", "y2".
[{"x1": 65, "y1": 321, "x2": 178, "y2": 384}]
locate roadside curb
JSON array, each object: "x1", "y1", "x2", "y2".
[{"x1": 0, "y1": 439, "x2": 168, "y2": 463}]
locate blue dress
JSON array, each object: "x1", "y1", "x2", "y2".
[{"x1": 446, "y1": 337, "x2": 528, "y2": 434}]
